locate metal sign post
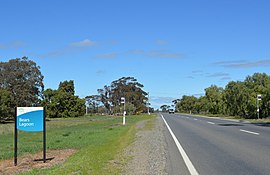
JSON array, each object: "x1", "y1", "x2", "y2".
[{"x1": 14, "y1": 107, "x2": 46, "y2": 166}]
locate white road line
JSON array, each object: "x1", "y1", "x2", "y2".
[
  {"x1": 194, "y1": 118, "x2": 198, "y2": 121},
  {"x1": 207, "y1": 121, "x2": 215, "y2": 125},
  {"x1": 240, "y1": 129, "x2": 260, "y2": 135},
  {"x1": 161, "y1": 114, "x2": 199, "y2": 175}
]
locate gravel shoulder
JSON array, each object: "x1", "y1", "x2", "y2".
[{"x1": 121, "y1": 115, "x2": 168, "y2": 175}]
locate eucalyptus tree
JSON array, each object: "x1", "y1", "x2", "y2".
[
  {"x1": 0, "y1": 57, "x2": 44, "y2": 107},
  {"x1": 205, "y1": 85, "x2": 224, "y2": 114},
  {"x1": 176, "y1": 95, "x2": 198, "y2": 114},
  {"x1": 160, "y1": 105, "x2": 170, "y2": 112},
  {"x1": 85, "y1": 95, "x2": 101, "y2": 114},
  {"x1": 0, "y1": 57, "x2": 44, "y2": 121},
  {"x1": 97, "y1": 77, "x2": 148, "y2": 114},
  {"x1": 223, "y1": 81, "x2": 252, "y2": 118},
  {"x1": 244, "y1": 73, "x2": 270, "y2": 118}
]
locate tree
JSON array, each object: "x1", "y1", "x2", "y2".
[
  {"x1": 97, "y1": 77, "x2": 148, "y2": 114},
  {"x1": 59, "y1": 80, "x2": 75, "y2": 95},
  {"x1": 244, "y1": 73, "x2": 270, "y2": 118},
  {"x1": 223, "y1": 81, "x2": 252, "y2": 118},
  {"x1": 0, "y1": 89, "x2": 13, "y2": 122},
  {"x1": 205, "y1": 85, "x2": 223, "y2": 114},
  {"x1": 97, "y1": 85, "x2": 112, "y2": 114},
  {"x1": 0, "y1": 57, "x2": 44, "y2": 121},
  {"x1": 0, "y1": 57, "x2": 44, "y2": 107},
  {"x1": 160, "y1": 105, "x2": 170, "y2": 112},
  {"x1": 176, "y1": 95, "x2": 198, "y2": 114},
  {"x1": 42, "y1": 81, "x2": 85, "y2": 118},
  {"x1": 85, "y1": 95, "x2": 101, "y2": 114},
  {"x1": 194, "y1": 96, "x2": 208, "y2": 114}
]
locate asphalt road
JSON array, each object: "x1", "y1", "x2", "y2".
[{"x1": 161, "y1": 113, "x2": 270, "y2": 175}]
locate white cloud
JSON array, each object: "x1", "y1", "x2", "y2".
[
  {"x1": 189, "y1": 70, "x2": 231, "y2": 81},
  {"x1": 95, "y1": 52, "x2": 117, "y2": 59},
  {"x1": 130, "y1": 49, "x2": 184, "y2": 59},
  {"x1": 40, "y1": 39, "x2": 96, "y2": 58},
  {"x1": 70, "y1": 39, "x2": 96, "y2": 47},
  {"x1": 214, "y1": 60, "x2": 270, "y2": 68},
  {"x1": 156, "y1": 39, "x2": 168, "y2": 45},
  {"x1": 0, "y1": 41, "x2": 24, "y2": 49},
  {"x1": 206, "y1": 72, "x2": 230, "y2": 78},
  {"x1": 207, "y1": 72, "x2": 231, "y2": 81},
  {"x1": 96, "y1": 70, "x2": 106, "y2": 75}
]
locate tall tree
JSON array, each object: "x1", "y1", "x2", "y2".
[
  {"x1": 97, "y1": 77, "x2": 148, "y2": 114},
  {"x1": 160, "y1": 105, "x2": 170, "y2": 112},
  {"x1": 176, "y1": 95, "x2": 198, "y2": 114},
  {"x1": 85, "y1": 95, "x2": 101, "y2": 114},
  {"x1": 0, "y1": 89, "x2": 13, "y2": 122},
  {"x1": 58, "y1": 80, "x2": 75, "y2": 95},
  {"x1": 223, "y1": 81, "x2": 252, "y2": 117},
  {"x1": 97, "y1": 85, "x2": 112, "y2": 113},
  {"x1": 42, "y1": 81, "x2": 85, "y2": 118},
  {"x1": 205, "y1": 85, "x2": 223, "y2": 114},
  {"x1": 0, "y1": 57, "x2": 44, "y2": 107}
]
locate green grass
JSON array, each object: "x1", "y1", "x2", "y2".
[{"x1": 0, "y1": 114, "x2": 155, "y2": 174}]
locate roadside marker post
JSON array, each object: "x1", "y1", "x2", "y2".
[
  {"x1": 14, "y1": 107, "x2": 46, "y2": 166},
  {"x1": 257, "y1": 94, "x2": 261, "y2": 119},
  {"x1": 121, "y1": 97, "x2": 126, "y2": 125}
]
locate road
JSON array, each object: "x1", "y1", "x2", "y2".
[{"x1": 161, "y1": 113, "x2": 270, "y2": 175}]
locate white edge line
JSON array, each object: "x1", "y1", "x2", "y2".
[
  {"x1": 161, "y1": 114, "x2": 199, "y2": 175},
  {"x1": 240, "y1": 129, "x2": 260, "y2": 135}
]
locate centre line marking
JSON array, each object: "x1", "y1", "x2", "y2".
[
  {"x1": 161, "y1": 114, "x2": 199, "y2": 175},
  {"x1": 194, "y1": 118, "x2": 198, "y2": 121},
  {"x1": 207, "y1": 121, "x2": 215, "y2": 125},
  {"x1": 240, "y1": 129, "x2": 260, "y2": 135}
]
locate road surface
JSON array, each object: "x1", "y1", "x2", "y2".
[{"x1": 161, "y1": 113, "x2": 270, "y2": 175}]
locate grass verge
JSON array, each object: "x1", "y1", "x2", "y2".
[{"x1": 0, "y1": 114, "x2": 155, "y2": 174}]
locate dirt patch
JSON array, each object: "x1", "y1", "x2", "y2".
[{"x1": 0, "y1": 149, "x2": 77, "y2": 175}]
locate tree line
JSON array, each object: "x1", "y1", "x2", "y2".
[
  {"x1": 174, "y1": 73, "x2": 270, "y2": 119},
  {"x1": 0, "y1": 57, "x2": 150, "y2": 122},
  {"x1": 86, "y1": 76, "x2": 152, "y2": 115}
]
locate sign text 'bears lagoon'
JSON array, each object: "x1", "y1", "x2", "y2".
[{"x1": 16, "y1": 107, "x2": 44, "y2": 132}]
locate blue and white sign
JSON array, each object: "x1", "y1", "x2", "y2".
[{"x1": 16, "y1": 107, "x2": 44, "y2": 132}]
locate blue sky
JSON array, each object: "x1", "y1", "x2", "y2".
[{"x1": 1, "y1": 0, "x2": 270, "y2": 109}]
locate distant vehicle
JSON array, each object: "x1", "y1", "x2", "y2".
[{"x1": 168, "y1": 109, "x2": 175, "y2": 114}]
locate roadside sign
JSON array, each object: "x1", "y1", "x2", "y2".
[
  {"x1": 14, "y1": 107, "x2": 46, "y2": 166},
  {"x1": 121, "y1": 97, "x2": 125, "y2": 104},
  {"x1": 16, "y1": 107, "x2": 44, "y2": 132}
]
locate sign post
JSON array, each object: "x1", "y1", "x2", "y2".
[{"x1": 14, "y1": 107, "x2": 46, "y2": 166}]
